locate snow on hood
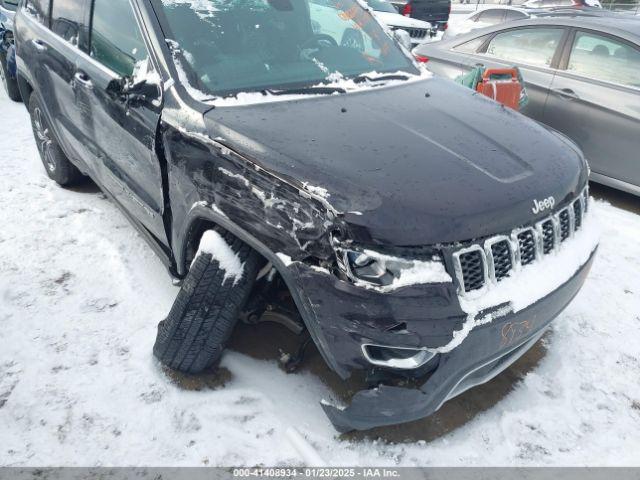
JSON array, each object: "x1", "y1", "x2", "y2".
[{"x1": 194, "y1": 230, "x2": 245, "y2": 285}]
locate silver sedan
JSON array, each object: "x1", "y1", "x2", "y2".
[{"x1": 414, "y1": 15, "x2": 640, "y2": 196}]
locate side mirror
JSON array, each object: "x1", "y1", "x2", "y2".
[
  {"x1": 106, "y1": 77, "x2": 160, "y2": 107},
  {"x1": 393, "y1": 29, "x2": 412, "y2": 51},
  {"x1": 122, "y1": 78, "x2": 160, "y2": 99}
]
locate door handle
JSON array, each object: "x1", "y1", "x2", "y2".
[
  {"x1": 74, "y1": 71, "x2": 93, "y2": 90},
  {"x1": 32, "y1": 39, "x2": 47, "y2": 52},
  {"x1": 551, "y1": 88, "x2": 580, "y2": 101}
]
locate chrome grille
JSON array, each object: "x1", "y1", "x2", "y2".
[
  {"x1": 453, "y1": 187, "x2": 589, "y2": 295},
  {"x1": 489, "y1": 238, "x2": 514, "y2": 282},
  {"x1": 515, "y1": 228, "x2": 536, "y2": 266},
  {"x1": 539, "y1": 219, "x2": 555, "y2": 254},
  {"x1": 457, "y1": 246, "x2": 487, "y2": 292},
  {"x1": 559, "y1": 209, "x2": 571, "y2": 241}
]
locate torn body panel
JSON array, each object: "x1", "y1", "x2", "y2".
[{"x1": 322, "y1": 249, "x2": 596, "y2": 431}]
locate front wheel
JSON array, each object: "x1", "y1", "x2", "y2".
[
  {"x1": 28, "y1": 94, "x2": 84, "y2": 186},
  {"x1": 153, "y1": 228, "x2": 261, "y2": 373}
]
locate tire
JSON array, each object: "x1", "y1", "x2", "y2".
[
  {"x1": 28, "y1": 94, "x2": 84, "y2": 186},
  {"x1": 153, "y1": 228, "x2": 261, "y2": 373},
  {"x1": 0, "y1": 52, "x2": 21, "y2": 102}
]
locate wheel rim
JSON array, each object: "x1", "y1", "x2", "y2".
[{"x1": 33, "y1": 107, "x2": 56, "y2": 173}]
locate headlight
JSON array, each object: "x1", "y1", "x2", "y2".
[
  {"x1": 340, "y1": 249, "x2": 398, "y2": 286},
  {"x1": 333, "y1": 242, "x2": 452, "y2": 290}
]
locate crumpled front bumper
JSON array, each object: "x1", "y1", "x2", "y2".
[{"x1": 320, "y1": 249, "x2": 596, "y2": 432}]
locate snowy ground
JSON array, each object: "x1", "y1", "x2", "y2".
[{"x1": 1, "y1": 85, "x2": 640, "y2": 467}]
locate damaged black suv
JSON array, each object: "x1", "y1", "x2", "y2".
[{"x1": 15, "y1": 0, "x2": 598, "y2": 431}]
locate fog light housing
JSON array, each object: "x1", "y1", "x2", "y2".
[{"x1": 362, "y1": 344, "x2": 437, "y2": 369}]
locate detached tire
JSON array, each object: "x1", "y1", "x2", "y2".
[
  {"x1": 28, "y1": 94, "x2": 84, "y2": 186},
  {"x1": 0, "y1": 52, "x2": 21, "y2": 102},
  {"x1": 154, "y1": 229, "x2": 261, "y2": 373}
]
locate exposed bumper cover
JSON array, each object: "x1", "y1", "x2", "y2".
[{"x1": 321, "y1": 249, "x2": 596, "y2": 432}]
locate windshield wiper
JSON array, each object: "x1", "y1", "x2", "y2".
[
  {"x1": 352, "y1": 73, "x2": 411, "y2": 84},
  {"x1": 266, "y1": 86, "x2": 346, "y2": 96}
]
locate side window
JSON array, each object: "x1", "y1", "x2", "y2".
[
  {"x1": 567, "y1": 31, "x2": 640, "y2": 89},
  {"x1": 24, "y1": 0, "x2": 50, "y2": 24},
  {"x1": 504, "y1": 10, "x2": 526, "y2": 21},
  {"x1": 476, "y1": 10, "x2": 506, "y2": 25},
  {"x1": 452, "y1": 34, "x2": 491, "y2": 54},
  {"x1": 485, "y1": 27, "x2": 564, "y2": 67},
  {"x1": 51, "y1": 0, "x2": 86, "y2": 45},
  {"x1": 90, "y1": 0, "x2": 149, "y2": 77}
]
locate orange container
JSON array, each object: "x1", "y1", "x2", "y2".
[{"x1": 476, "y1": 68, "x2": 522, "y2": 111}]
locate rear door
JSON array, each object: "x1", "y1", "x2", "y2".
[
  {"x1": 461, "y1": 25, "x2": 568, "y2": 119},
  {"x1": 544, "y1": 29, "x2": 640, "y2": 189},
  {"x1": 73, "y1": 0, "x2": 168, "y2": 245},
  {"x1": 45, "y1": 0, "x2": 90, "y2": 166},
  {"x1": 18, "y1": 0, "x2": 91, "y2": 170}
]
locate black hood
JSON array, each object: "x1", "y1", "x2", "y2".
[{"x1": 203, "y1": 77, "x2": 587, "y2": 246}]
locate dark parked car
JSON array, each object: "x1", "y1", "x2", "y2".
[
  {"x1": 0, "y1": 0, "x2": 20, "y2": 101},
  {"x1": 391, "y1": 0, "x2": 452, "y2": 30},
  {"x1": 415, "y1": 15, "x2": 640, "y2": 196},
  {"x1": 15, "y1": 0, "x2": 597, "y2": 431}
]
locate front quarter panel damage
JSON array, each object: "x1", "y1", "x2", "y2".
[{"x1": 162, "y1": 117, "x2": 338, "y2": 277}]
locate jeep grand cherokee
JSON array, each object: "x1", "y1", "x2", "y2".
[{"x1": 14, "y1": 0, "x2": 598, "y2": 431}]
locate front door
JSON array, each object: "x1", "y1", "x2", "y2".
[
  {"x1": 73, "y1": 0, "x2": 168, "y2": 245},
  {"x1": 544, "y1": 29, "x2": 640, "y2": 190}
]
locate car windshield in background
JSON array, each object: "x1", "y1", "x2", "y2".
[
  {"x1": 159, "y1": 0, "x2": 417, "y2": 98},
  {"x1": 365, "y1": 0, "x2": 398, "y2": 13}
]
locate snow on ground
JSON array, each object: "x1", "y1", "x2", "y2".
[{"x1": 1, "y1": 86, "x2": 640, "y2": 467}]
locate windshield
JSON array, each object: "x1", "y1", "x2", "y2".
[
  {"x1": 365, "y1": 0, "x2": 398, "y2": 13},
  {"x1": 158, "y1": 0, "x2": 417, "y2": 98}
]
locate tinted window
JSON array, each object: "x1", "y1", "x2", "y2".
[
  {"x1": 485, "y1": 27, "x2": 563, "y2": 67},
  {"x1": 51, "y1": 0, "x2": 85, "y2": 45},
  {"x1": 567, "y1": 31, "x2": 640, "y2": 88},
  {"x1": 24, "y1": 0, "x2": 50, "y2": 24},
  {"x1": 90, "y1": 0, "x2": 149, "y2": 77}
]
